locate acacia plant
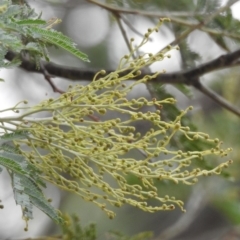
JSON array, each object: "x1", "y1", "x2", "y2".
[{"x1": 0, "y1": 0, "x2": 233, "y2": 238}]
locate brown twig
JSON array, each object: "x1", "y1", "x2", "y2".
[
  {"x1": 193, "y1": 80, "x2": 240, "y2": 117},
  {"x1": 86, "y1": 0, "x2": 238, "y2": 20},
  {"x1": 39, "y1": 61, "x2": 65, "y2": 94},
  {"x1": 113, "y1": 12, "x2": 133, "y2": 56},
  {"x1": 87, "y1": 0, "x2": 239, "y2": 49},
  {"x1": 5, "y1": 49, "x2": 240, "y2": 120},
  {"x1": 6, "y1": 49, "x2": 240, "y2": 84}
]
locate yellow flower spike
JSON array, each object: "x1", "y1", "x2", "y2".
[{"x1": 4, "y1": 19, "x2": 232, "y2": 219}]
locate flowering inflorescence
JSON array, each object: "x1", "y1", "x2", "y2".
[{"x1": 0, "y1": 19, "x2": 232, "y2": 219}]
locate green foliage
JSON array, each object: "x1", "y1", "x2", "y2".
[
  {"x1": 0, "y1": 130, "x2": 28, "y2": 144},
  {"x1": 177, "y1": 40, "x2": 201, "y2": 70},
  {"x1": 0, "y1": 0, "x2": 88, "y2": 71},
  {"x1": 61, "y1": 214, "x2": 97, "y2": 240},
  {"x1": 45, "y1": 214, "x2": 153, "y2": 240},
  {"x1": 108, "y1": 231, "x2": 153, "y2": 240},
  {"x1": 207, "y1": 9, "x2": 240, "y2": 51},
  {"x1": 28, "y1": 26, "x2": 89, "y2": 62},
  {"x1": 0, "y1": 131, "x2": 63, "y2": 230},
  {"x1": 195, "y1": 0, "x2": 221, "y2": 12}
]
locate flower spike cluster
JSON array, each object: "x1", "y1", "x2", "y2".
[{"x1": 1, "y1": 19, "x2": 233, "y2": 219}]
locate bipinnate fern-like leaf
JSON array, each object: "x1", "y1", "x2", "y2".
[
  {"x1": 0, "y1": 131, "x2": 63, "y2": 228},
  {"x1": 0, "y1": 130, "x2": 28, "y2": 144},
  {"x1": 14, "y1": 19, "x2": 46, "y2": 26},
  {"x1": 13, "y1": 173, "x2": 63, "y2": 225},
  {"x1": 0, "y1": 0, "x2": 89, "y2": 73},
  {"x1": 29, "y1": 26, "x2": 90, "y2": 62},
  {"x1": 59, "y1": 214, "x2": 153, "y2": 240}
]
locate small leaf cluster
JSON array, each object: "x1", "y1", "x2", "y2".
[
  {"x1": 0, "y1": 131, "x2": 63, "y2": 230},
  {"x1": 42, "y1": 214, "x2": 152, "y2": 240},
  {"x1": 60, "y1": 214, "x2": 96, "y2": 240},
  {"x1": 107, "y1": 230, "x2": 153, "y2": 240},
  {"x1": 0, "y1": 0, "x2": 88, "y2": 72}
]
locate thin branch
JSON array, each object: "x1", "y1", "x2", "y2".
[
  {"x1": 86, "y1": 0, "x2": 240, "y2": 47},
  {"x1": 163, "y1": 0, "x2": 239, "y2": 48},
  {"x1": 201, "y1": 26, "x2": 240, "y2": 41},
  {"x1": 193, "y1": 80, "x2": 240, "y2": 117},
  {"x1": 87, "y1": 0, "x2": 239, "y2": 50},
  {"x1": 120, "y1": 14, "x2": 153, "y2": 41},
  {"x1": 6, "y1": 49, "x2": 240, "y2": 117},
  {"x1": 39, "y1": 61, "x2": 65, "y2": 94},
  {"x1": 113, "y1": 12, "x2": 133, "y2": 55},
  {"x1": 86, "y1": 0, "x2": 238, "y2": 19},
  {"x1": 6, "y1": 49, "x2": 240, "y2": 84}
]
